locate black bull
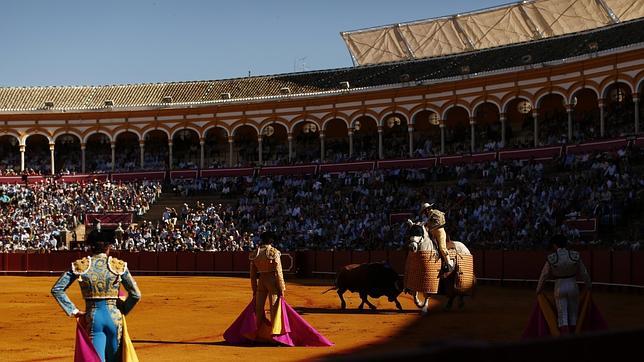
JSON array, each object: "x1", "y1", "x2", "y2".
[{"x1": 323, "y1": 262, "x2": 403, "y2": 311}]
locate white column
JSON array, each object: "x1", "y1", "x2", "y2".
[
  {"x1": 500, "y1": 113, "x2": 506, "y2": 147},
  {"x1": 199, "y1": 139, "x2": 205, "y2": 169},
  {"x1": 320, "y1": 132, "x2": 325, "y2": 162},
  {"x1": 168, "y1": 141, "x2": 173, "y2": 170},
  {"x1": 20, "y1": 145, "x2": 25, "y2": 172},
  {"x1": 377, "y1": 126, "x2": 383, "y2": 159},
  {"x1": 110, "y1": 142, "x2": 116, "y2": 172},
  {"x1": 408, "y1": 126, "x2": 414, "y2": 158},
  {"x1": 566, "y1": 105, "x2": 573, "y2": 142},
  {"x1": 532, "y1": 110, "x2": 539, "y2": 147},
  {"x1": 49, "y1": 143, "x2": 55, "y2": 175},
  {"x1": 469, "y1": 120, "x2": 475, "y2": 153},
  {"x1": 228, "y1": 137, "x2": 234, "y2": 167},
  {"x1": 634, "y1": 96, "x2": 640, "y2": 134},
  {"x1": 348, "y1": 130, "x2": 354, "y2": 157},
  {"x1": 81, "y1": 144, "x2": 86, "y2": 173},
  {"x1": 258, "y1": 136, "x2": 263, "y2": 165},
  {"x1": 287, "y1": 134, "x2": 293, "y2": 163},
  {"x1": 139, "y1": 141, "x2": 145, "y2": 168},
  {"x1": 440, "y1": 123, "x2": 445, "y2": 155},
  {"x1": 599, "y1": 99, "x2": 605, "y2": 138}
]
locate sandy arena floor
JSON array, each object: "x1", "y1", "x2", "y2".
[{"x1": 1, "y1": 276, "x2": 643, "y2": 362}]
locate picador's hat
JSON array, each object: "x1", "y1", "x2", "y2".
[{"x1": 419, "y1": 202, "x2": 433, "y2": 214}]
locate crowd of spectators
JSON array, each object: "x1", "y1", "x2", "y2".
[
  {"x1": 0, "y1": 141, "x2": 641, "y2": 253},
  {"x1": 152, "y1": 144, "x2": 642, "y2": 252},
  {"x1": 0, "y1": 180, "x2": 161, "y2": 252},
  {"x1": 114, "y1": 203, "x2": 256, "y2": 252}
]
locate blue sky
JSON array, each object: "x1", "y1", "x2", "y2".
[{"x1": 1, "y1": 0, "x2": 505, "y2": 87}]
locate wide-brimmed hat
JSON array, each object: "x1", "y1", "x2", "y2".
[{"x1": 419, "y1": 202, "x2": 433, "y2": 214}]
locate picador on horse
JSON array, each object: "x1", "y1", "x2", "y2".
[{"x1": 404, "y1": 203, "x2": 476, "y2": 314}]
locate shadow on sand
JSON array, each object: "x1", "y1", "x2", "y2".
[
  {"x1": 132, "y1": 339, "x2": 228, "y2": 346},
  {"x1": 294, "y1": 307, "x2": 419, "y2": 315}
]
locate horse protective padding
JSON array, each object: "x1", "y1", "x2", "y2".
[
  {"x1": 404, "y1": 251, "x2": 440, "y2": 294},
  {"x1": 454, "y1": 253, "x2": 476, "y2": 295}
]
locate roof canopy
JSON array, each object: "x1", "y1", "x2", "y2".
[{"x1": 341, "y1": 0, "x2": 644, "y2": 65}]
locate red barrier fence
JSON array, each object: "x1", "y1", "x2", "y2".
[
  {"x1": 566, "y1": 138, "x2": 628, "y2": 154},
  {"x1": 319, "y1": 161, "x2": 375, "y2": 173},
  {"x1": 111, "y1": 171, "x2": 165, "y2": 182},
  {"x1": 378, "y1": 158, "x2": 437, "y2": 169},
  {"x1": 170, "y1": 170, "x2": 198, "y2": 180},
  {"x1": 499, "y1": 146, "x2": 562, "y2": 161},
  {"x1": 2, "y1": 250, "x2": 642, "y2": 287},
  {"x1": 201, "y1": 168, "x2": 254, "y2": 177},
  {"x1": 258, "y1": 165, "x2": 317, "y2": 176},
  {"x1": 636, "y1": 136, "x2": 644, "y2": 147}
]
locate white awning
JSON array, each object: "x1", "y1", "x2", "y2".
[{"x1": 341, "y1": 0, "x2": 643, "y2": 65}]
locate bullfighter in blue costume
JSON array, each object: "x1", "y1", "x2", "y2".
[{"x1": 51, "y1": 227, "x2": 141, "y2": 362}]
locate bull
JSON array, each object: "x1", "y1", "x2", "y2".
[{"x1": 323, "y1": 262, "x2": 403, "y2": 311}]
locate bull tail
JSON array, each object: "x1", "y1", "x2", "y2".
[{"x1": 321, "y1": 286, "x2": 337, "y2": 294}]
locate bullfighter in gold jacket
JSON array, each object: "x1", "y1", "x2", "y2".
[
  {"x1": 420, "y1": 203, "x2": 453, "y2": 276},
  {"x1": 249, "y1": 231, "x2": 286, "y2": 329}
]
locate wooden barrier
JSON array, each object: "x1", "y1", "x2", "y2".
[
  {"x1": 502, "y1": 251, "x2": 548, "y2": 280},
  {"x1": 315, "y1": 251, "x2": 333, "y2": 274},
  {"x1": 195, "y1": 253, "x2": 215, "y2": 272},
  {"x1": 591, "y1": 251, "x2": 611, "y2": 284},
  {"x1": 214, "y1": 251, "x2": 233, "y2": 272},
  {"x1": 333, "y1": 251, "x2": 351, "y2": 273},
  {"x1": 351, "y1": 251, "x2": 370, "y2": 265},
  {"x1": 138, "y1": 252, "x2": 158, "y2": 271},
  {"x1": 612, "y1": 251, "x2": 631, "y2": 285},
  {"x1": 0, "y1": 250, "x2": 641, "y2": 287},
  {"x1": 369, "y1": 250, "x2": 388, "y2": 264},
  {"x1": 483, "y1": 250, "x2": 503, "y2": 279}
]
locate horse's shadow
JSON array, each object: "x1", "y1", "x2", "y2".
[{"x1": 294, "y1": 307, "x2": 418, "y2": 315}]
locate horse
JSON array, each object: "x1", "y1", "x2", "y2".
[{"x1": 404, "y1": 220, "x2": 476, "y2": 314}]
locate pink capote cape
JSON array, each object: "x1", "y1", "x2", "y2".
[
  {"x1": 522, "y1": 291, "x2": 607, "y2": 339},
  {"x1": 224, "y1": 297, "x2": 333, "y2": 347},
  {"x1": 74, "y1": 316, "x2": 139, "y2": 362},
  {"x1": 74, "y1": 289, "x2": 139, "y2": 361}
]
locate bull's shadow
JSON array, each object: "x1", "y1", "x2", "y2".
[{"x1": 294, "y1": 306, "x2": 418, "y2": 315}]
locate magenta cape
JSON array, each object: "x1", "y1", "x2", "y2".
[
  {"x1": 223, "y1": 297, "x2": 333, "y2": 347},
  {"x1": 522, "y1": 291, "x2": 608, "y2": 339},
  {"x1": 74, "y1": 310, "x2": 139, "y2": 361},
  {"x1": 74, "y1": 319, "x2": 102, "y2": 362}
]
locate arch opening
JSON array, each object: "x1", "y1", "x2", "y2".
[
  {"x1": 144, "y1": 130, "x2": 169, "y2": 170},
  {"x1": 115, "y1": 131, "x2": 140, "y2": 171},
  {"x1": 382, "y1": 113, "x2": 408, "y2": 159},
  {"x1": 55, "y1": 134, "x2": 81, "y2": 173},
  {"x1": 0, "y1": 135, "x2": 20, "y2": 175},
  {"x1": 172, "y1": 129, "x2": 200, "y2": 169}
]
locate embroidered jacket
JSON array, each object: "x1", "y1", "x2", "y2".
[
  {"x1": 249, "y1": 245, "x2": 286, "y2": 293},
  {"x1": 51, "y1": 253, "x2": 141, "y2": 316},
  {"x1": 536, "y1": 248, "x2": 592, "y2": 293}
]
